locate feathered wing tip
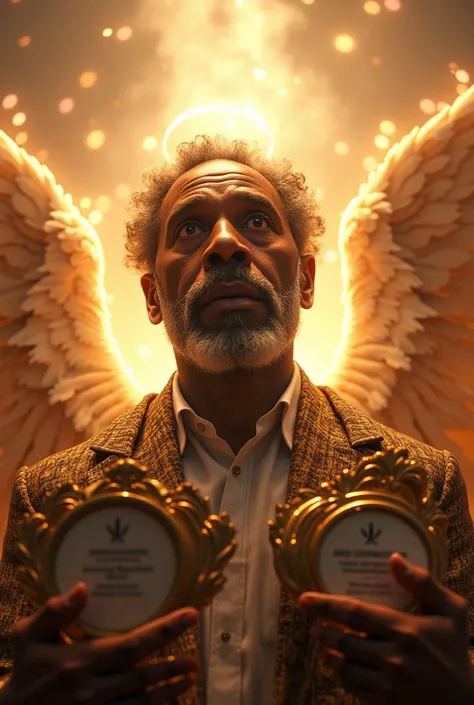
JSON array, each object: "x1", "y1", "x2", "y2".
[
  {"x1": 0, "y1": 131, "x2": 143, "y2": 539},
  {"x1": 327, "y1": 85, "x2": 474, "y2": 502}
]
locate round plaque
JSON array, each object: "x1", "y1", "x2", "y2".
[
  {"x1": 269, "y1": 448, "x2": 448, "y2": 610},
  {"x1": 16, "y1": 459, "x2": 237, "y2": 640}
]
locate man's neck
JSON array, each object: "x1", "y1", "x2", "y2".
[{"x1": 175, "y1": 350, "x2": 296, "y2": 454}]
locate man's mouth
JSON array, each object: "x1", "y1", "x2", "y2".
[{"x1": 199, "y1": 281, "x2": 264, "y2": 309}]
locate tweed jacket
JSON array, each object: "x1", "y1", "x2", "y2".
[{"x1": 1, "y1": 370, "x2": 474, "y2": 705}]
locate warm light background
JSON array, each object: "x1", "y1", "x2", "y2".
[{"x1": 0, "y1": 0, "x2": 473, "y2": 430}]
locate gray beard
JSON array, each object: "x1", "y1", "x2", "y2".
[{"x1": 155, "y1": 263, "x2": 302, "y2": 373}]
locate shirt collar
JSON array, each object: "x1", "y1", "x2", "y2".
[{"x1": 172, "y1": 364, "x2": 301, "y2": 455}]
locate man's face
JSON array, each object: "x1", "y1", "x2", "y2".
[{"x1": 142, "y1": 159, "x2": 315, "y2": 373}]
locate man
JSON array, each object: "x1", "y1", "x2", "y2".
[{"x1": 0, "y1": 134, "x2": 473, "y2": 705}]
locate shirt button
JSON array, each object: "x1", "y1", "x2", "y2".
[
  {"x1": 232, "y1": 466, "x2": 241, "y2": 477},
  {"x1": 221, "y1": 631, "x2": 231, "y2": 643},
  {"x1": 196, "y1": 422, "x2": 206, "y2": 432}
]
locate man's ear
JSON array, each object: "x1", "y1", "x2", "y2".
[
  {"x1": 299, "y1": 254, "x2": 315, "y2": 310},
  {"x1": 140, "y1": 273, "x2": 163, "y2": 325}
]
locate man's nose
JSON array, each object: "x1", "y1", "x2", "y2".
[{"x1": 202, "y1": 219, "x2": 252, "y2": 271}]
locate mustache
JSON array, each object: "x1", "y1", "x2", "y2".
[{"x1": 187, "y1": 265, "x2": 277, "y2": 311}]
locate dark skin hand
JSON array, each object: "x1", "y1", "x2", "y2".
[
  {"x1": 299, "y1": 553, "x2": 474, "y2": 705},
  {"x1": 141, "y1": 159, "x2": 315, "y2": 454},
  {"x1": 0, "y1": 583, "x2": 198, "y2": 705}
]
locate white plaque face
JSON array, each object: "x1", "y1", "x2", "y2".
[
  {"x1": 54, "y1": 506, "x2": 178, "y2": 632},
  {"x1": 317, "y1": 508, "x2": 429, "y2": 609}
]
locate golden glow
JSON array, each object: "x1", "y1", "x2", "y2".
[
  {"x1": 116, "y1": 26, "x2": 133, "y2": 41},
  {"x1": 253, "y1": 68, "x2": 267, "y2": 80},
  {"x1": 374, "y1": 134, "x2": 390, "y2": 149},
  {"x1": 142, "y1": 136, "x2": 158, "y2": 151},
  {"x1": 384, "y1": 0, "x2": 401, "y2": 9},
  {"x1": 12, "y1": 112, "x2": 26, "y2": 126},
  {"x1": 79, "y1": 72, "x2": 98, "y2": 88},
  {"x1": 334, "y1": 141, "x2": 349, "y2": 156},
  {"x1": 162, "y1": 105, "x2": 275, "y2": 161},
  {"x1": 95, "y1": 196, "x2": 112, "y2": 212},
  {"x1": 86, "y1": 130, "x2": 106, "y2": 149},
  {"x1": 420, "y1": 98, "x2": 436, "y2": 114},
  {"x1": 36, "y1": 149, "x2": 48, "y2": 162},
  {"x1": 379, "y1": 119, "x2": 396, "y2": 135},
  {"x1": 457, "y1": 84, "x2": 468, "y2": 96},
  {"x1": 334, "y1": 34, "x2": 356, "y2": 53},
  {"x1": 363, "y1": 155, "x2": 378, "y2": 171},
  {"x1": 138, "y1": 345, "x2": 151, "y2": 358},
  {"x1": 2, "y1": 94, "x2": 18, "y2": 109},
  {"x1": 115, "y1": 183, "x2": 131, "y2": 199},
  {"x1": 455, "y1": 69, "x2": 470, "y2": 84},
  {"x1": 58, "y1": 98, "x2": 75, "y2": 114},
  {"x1": 88, "y1": 210, "x2": 103, "y2": 225},
  {"x1": 102, "y1": 28, "x2": 113, "y2": 37},
  {"x1": 80, "y1": 197, "x2": 92, "y2": 209},
  {"x1": 364, "y1": 1, "x2": 381, "y2": 15}
]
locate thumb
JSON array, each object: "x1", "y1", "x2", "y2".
[
  {"x1": 27, "y1": 583, "x2": 88, "y2": 641},
  {"x1": 390, "y1": 553, "x2": 453, "y2": 616}
]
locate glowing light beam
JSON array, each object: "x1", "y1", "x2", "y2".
[{"x1": 162, "y1": 105, "x2": 275, "y2": 161}]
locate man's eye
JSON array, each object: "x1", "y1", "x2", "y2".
[
  {"x1": 176, "y1": 222, "x2": 203, "y2": 238},
  {"x1": 244, "y1": 214, "x2": 272, "y2": 230}
]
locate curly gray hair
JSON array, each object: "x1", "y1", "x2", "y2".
[{"x1": 124, "y1": 135, "x2": 325, "y2": 272}]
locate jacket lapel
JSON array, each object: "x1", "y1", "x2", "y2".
[{"x1": 272, "y1": 370, "x2": 385, "y2": 705}]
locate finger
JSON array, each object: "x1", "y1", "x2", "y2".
[
  {"x1": 320, "y1": 626, "x2": 390, "y2": 668},
  {"x1": 298, "y1": 593, "x2": 399, "y2": 636},
  {"x1": 390, "y1": 553, "x2": 468, "y2": 623},
  {"x1": 111, "y1": 673, "x2": 196, "y2": 704},
  {"x1": 95, "y1": 656, "x2": 197, "y2": 701},
  {"x1": 19, "y1": 583, "x2": 88, "y2": 643},
  {"x1": 90, "y1": 608, "x2": 199, "y2": 670},
  {"x1": 325, "y1": 649, "x2": 386, "y2": 698}
]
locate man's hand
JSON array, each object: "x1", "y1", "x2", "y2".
[
  {"x1": 1, "y1": 582, "x2": 199, "y2": 705},
  {"x1": 298, "y1": 553, "x2": 474, "y2": 705}
]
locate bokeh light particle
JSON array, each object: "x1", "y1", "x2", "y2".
[
  {"x1": 301, "y1": 0, "x2": 315, "y2": 4},
  {"x1": 12, "y1": 112, "x2": 26, "y2": 127},
  {"x1": 253, "y1": 68, "x2": 267, "y2": 80},
  {"x1": 88, "y1": 210, "x2": 103, "y2": 225},
  {"x1": 115, "y1": 184, "x2": 131, "y2": 199},
  {"x1": 102, "y1": 28, "x2": 113, "y2": 37},
  {"x1": 15, "y1": 132, "x2": 28, "y2": 146},
  {"x1": 334, "y1": 141, "x2": 349, "y2": 156},
  {"x1": 80, "y1": 197, "x2": 92, "y2": 209},
  {"x1": 95, "y1": 196, "x2": 112, "y2": 212},
  {"x1": 420, "y1": 98, "x2": 436, "y2": 115},
  {"x1": 138, "y1": 345, "x2": 151, "y2": 358},
  {"x1": 79, "y1": 72, "x2": 98, "y2": 88},
  {"x1": 2, "y1": 94, "x2": 18, "y2": 109},
  {"x1": 364, "y1": 1, "x2": 381, "y2": 15},
  {"x1": 457, "y1": 84, "x2": 468, "y2": 96},
  {"x1": 86, "y1": 130, "x2": 105, "y2": 149},
  {"x1": 375, "y1": 134, "x2": 390, "y2": 150},
  {"x1": 384, "y1": 0, "x2": 401, "y2": 9},
  {"x1": 116, "y1": 26, "x2": 133, "y2": 41},
  {"x1": 142, "y1": 136, "x2": 158, "y2": 151},
  {"x1": 36, "y1": 149, "x2": 48, "y2": 162},
  {"x1": 334, "y1": 34, "x2": 356, "y2": 53},
  {"x1": 58, "y1": 98, "x2": 75, "y2": 114},
  {"x1": 455, "y1": 69, "x2": 470, "y2": 84},
  {"x1": 18, "y1": 36, "x2": 31, "y2": 48},
  {"x1": 380, "y1": 119, "x2": 396, "y2": 135},
  {"x1": 324, "y1": 249, "x2": 338, "y2": 264},
  {"x1": 363, "y1": 156, "x2": 378, "y2": 172}
]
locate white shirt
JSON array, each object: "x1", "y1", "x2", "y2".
[{"x1": 172, "y1": 366, "x2": 301, "y2": 705}]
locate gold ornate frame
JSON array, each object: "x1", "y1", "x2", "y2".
[
  {"x1": 269, "y1": 448, "x2": 447, "y2": 607},
  {"x1": 17, "y1": 458, "x2": 237, "y2": 640}
]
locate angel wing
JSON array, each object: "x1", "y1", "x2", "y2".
[
  {"x1": 0, "y1": 131, "x2": 143, "y2": 535},
  {"x1": 328, "y1": 84, "x2": 474, "y2": 493}
]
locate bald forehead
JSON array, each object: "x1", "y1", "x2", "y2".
[{"x1": 161, "y1": 159, "x2": 285, "y2": 218}]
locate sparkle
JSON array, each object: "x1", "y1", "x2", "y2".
[
  {"x1": 142, "y1": 136, "x2": 158, "y2": 151},
  {"x1": 364, "y1": 1, "x2": 381, "y2": 15},
  {"x1": 374, "y1": 134, "x2": 390, "y2": 149},
  {"x1": 2, "y1": 94, "x2": 18, "y2": 109},
  {"x1": 115, "y1": 184, "x2": 131, "y2": 199},
  {"x1": 102, "y1": 28, "x2": 113, "y2": 37},
  {"x1": 95, "y1": 196, "x2": 112, "y2": 212},
  {"x1": 58, "y1": 98, "x2": 75, "y2": 114},
  {"x1": 253, "y1": 68, "x2": 267, "y2": 80},
  {"x1": 116, "y1": 26, "x2": 133, "y2": 41},
  {"x1": 334, "y1": 141, "x2": 349, "y2": 156},
  {"x1": 138, "y1": 345, "x2": 151, "y2": 358},
  {"x1": 363, "y1": 156, "x2": 378, "y2": 172},
  {"x1": 420, "y1": 98, "x2": 436, "y2": 115},
  {"x1": 324, "y1": 249, "x2": 338, "y2": 263},
  {"x1": 79, "y1": 72, "x2": 98, "y2": 88},
  {"x1": 15, "y1": 131, "x2": 28, "y2": 145},
  {"x1": 80, "y1": 197, "x2": 92, "y2": 209},
  {"x1": 88, "y1": 210, "x2": 103, "y2": 225},
  {"x1": 18, "y1": 36, "x2": 31, "y2": 47},
  {"x1": 334, "y1": 34, "x2": 356, "y2": 53},
  {"x1": 384, "y1": 0, "x2": 401, "y2": 9},
  {"x1": 379, "y1": 120, "x2": 396, "y2": 135},
  {"x1": 12, "y1": 112, "x2": 26, "y2": 126},
  {"x1": 455, "y1": 69, "x2": 470, "y2": 84},
  {"x1": 86, "y1": 130, "x2": 105, "y2": 149}
]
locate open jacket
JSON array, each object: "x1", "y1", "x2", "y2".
[{"x1": 1, "y1": 370, "x2": 474, "y2": 705}]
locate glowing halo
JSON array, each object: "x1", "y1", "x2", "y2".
[{"x1": 161, "y1": 105, "x2": 275, "y2": 161}]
